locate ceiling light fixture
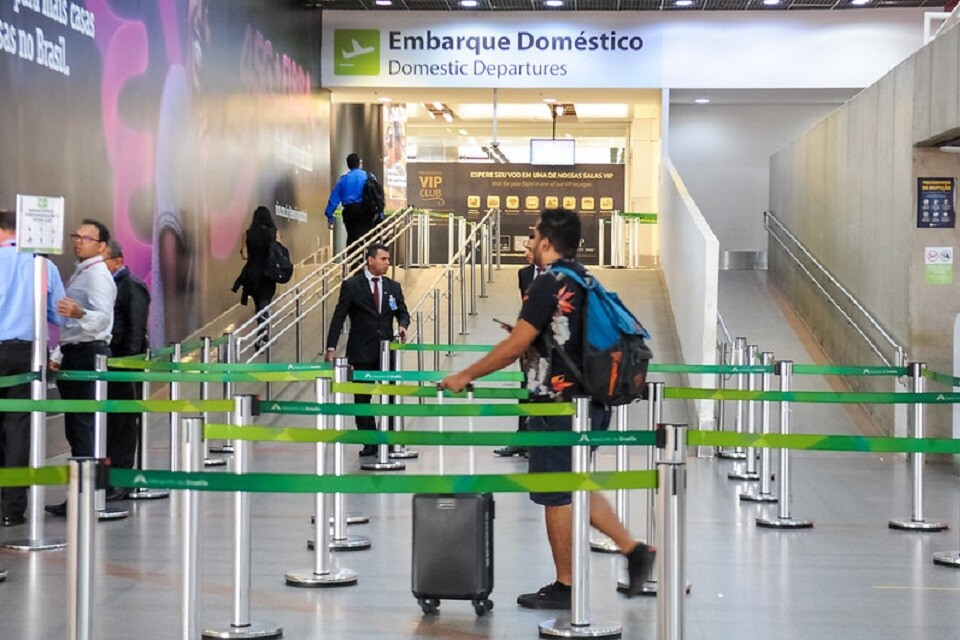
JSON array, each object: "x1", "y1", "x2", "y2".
[
  {"x1": 375, "y1": 0, "x2": 392, "y2": 5},
  {"x1": 460, "y1": 0, "x2": 478, "y2": 6},
  {"x1": 850, "y1": 0, "x2": 870, "y2": 4},
  {"x1": 694, "y1": 97, "x2": 710, "y2": 104},
  {"x1": 545, "y1": 0, "x2": 564, "y2": 6},
  {"x1": 542, "y1": 97, "x2": 557, "y2": 104},
  {"x1": 377, "y1": 95, "x2": 392, "y2": 102},
  {"x1": 675, "y1": 0, "x2": 693, "y2": 5},
  {"x1": 762, "y1": 0, "x2": 780, "y2": 4}
]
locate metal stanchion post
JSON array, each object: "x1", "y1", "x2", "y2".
[
  {"x1": 540, "y1": 397, "x2": 622, "y2": 639},
  {"x1": 201, "y1": 337, "x2": 226, "y2": 467},
  {"x1": 287, "y1": 378, "x2": 358, "y2": 587},
  {"x1": 67, "y1": 458, "x2": 103, "y2": 640},
  {"x1": 890, "y1": 362, "x2": 948, "y2": 531},
  {"x1": 469, "y1": 224, "x2": 478, "y2": 315},
  {"x1": 321, "y1": 276, "x2": 328, "y2": 345},
  {"x1": 459, "y1": 252, "x2": 468, "y2": 335},
  {"x1": 657, "y1": 424, "x2": 688, "y2": 640},
  {"x1": 433, "y1": 291, "x2": 441, "y2": 371},
  {"x1": 495, "y1": 208, "x2": 502, "y2": 270},
  {"x1": 94, "y1": 355, "x2": 128, "y2": 520},
  {"x1": 169, "y1": 343, "x2": 183, "y2": 473},
  {"x1": 486, "y1": 220, "x2": 494, "y2": 284},
  {"x1": 728, "y1": 345, "x2": 760, "y2": 481},
  {"x1": 5, "y1": 255, "x2": 66, "y2": 550},
  {"x1": 362, "y1": 341, "x2": 405, "y2": 471},
  {"x1": 203, "y1": 395, "x2": 282, "y2": 639},
  {"x1": 126, "y1": 347, "x2": 170, "y2": 502},
  {"x1": 390, "y1": 341, "x2": 418, "y2": 460},
  {"x1": 627, "y1": 382, "x2": 662, "y2": 594},
  {"x1": 295, "y1": 286, "x2": 302, "y2": 363},
  {"x1": 718, "y1": 337, "x2": 747, "y2": 460},
  {"x1": 181, "y1": 417, "x2": 204, "y2": 639},
  {"x1": 715, "y1": 341, "x2": 732, "y2": 444},
  {"x1": 741, "y1": 352, "x2": 778, "y2": 504},
  {"x1": 479, "y1": 226, "x2": 488, "y2": 299},
  {"x1": 756, "y1": 361, "x2": 812, "y2": 529},
  {"x1": 329, "y1": 358, "x2": 371, "y2": 552},
  {"x1": 436, "y1": 385, "x2": 445, "y2": 476},
  {"x1": 592, "y1": 405, "x2": 625, "y2": 554},
  {"x1": 467, "y1": 385, "x2": 475, "y2": 475},
  {"x1": 209, "y1": 334, "x2": 235, "y2": 455},
  {"x1": 446, "y1": 269, "x2": 454, "y2": 354}
]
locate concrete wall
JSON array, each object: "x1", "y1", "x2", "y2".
[
  {"x1": 670, "y1": 101, "x2": 847, "y2": 254},
  {"x1": 769, "y1": 24, "x2": 960, "y2": 438}
]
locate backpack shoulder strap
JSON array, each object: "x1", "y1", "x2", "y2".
[{"x1": 549, "y1": 264, "x2": 588, "y2": 289}]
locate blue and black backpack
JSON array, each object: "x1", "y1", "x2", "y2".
[{"x1": 550, "y1": 266, "x2": 653, "y2": 405}]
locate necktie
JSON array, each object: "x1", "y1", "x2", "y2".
[
  {"x1": 534, "y1": 267, "x2": 541, "y2": 279},
  {"x1": 372, "y1": 277, "x2": 380, "y2": 313}
]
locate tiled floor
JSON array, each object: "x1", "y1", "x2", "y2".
[{"x1": 1, "y1": 268, "x2": 958, "y2": 639}]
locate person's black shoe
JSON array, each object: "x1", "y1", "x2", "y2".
[
  {"x1": 517, "y1": 582, "x2": 572, "y2": 610},
  {"x1": 494, "y1": 446, "x2": 528, "y2": 457},
  {"x1": 1, "y1": 514, "x2": 26, "y2": 527},
  {"x1": 105, "y1": 488, "x2": 130, "y2": 502},
  {"x1": 624, "y1": 543, "x2": 656, "y2": 597},
  {"x1": 359, "y1": 445, "x2": 377, "y2": 457},
  {"x1": 45, "y1": 502, "x2": 67, "y2": 517}
]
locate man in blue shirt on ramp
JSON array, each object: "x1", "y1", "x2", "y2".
[{"x1": 325, "y1": 153, "x2": 375, "y2": 249}]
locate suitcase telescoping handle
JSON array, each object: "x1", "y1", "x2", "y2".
[{"x1": 435, "y1": 383, "x2": 474, "y2": 476}]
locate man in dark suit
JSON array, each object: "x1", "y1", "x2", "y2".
[
  {"x1": 103, "y1": 240, "x2": 150, "y2": 500},
  {"x1": 496, "y1": 234, "x2": 541, "y2": 458},
  {"x1": 325, "y1": 243, "x2": 409, "y2": 456}
]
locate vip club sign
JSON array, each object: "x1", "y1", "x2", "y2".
[{"x1": 323, "y1": 13, "x2": 660, "y2": 88}]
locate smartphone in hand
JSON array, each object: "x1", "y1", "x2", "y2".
[{"x1": 493, "y1": 318, "x2": 513, "y2": 332}]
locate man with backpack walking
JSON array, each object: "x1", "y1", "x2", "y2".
[
  {"x1": 324, "y1": 153, "x2": 384, "y2": 249},
  {"x1": 441, "y1": 208, "x2": 655, "y2": 610}
]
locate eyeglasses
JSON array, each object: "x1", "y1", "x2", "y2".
[{"x1": 70, "y1": 233, "x2": 101, "y2": 243}]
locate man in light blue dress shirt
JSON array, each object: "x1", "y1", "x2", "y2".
[
  {"x1": 46, "y1": 219, "x2": 117, "y2": 516},
  {"x1": 0, "y1": 210, "x2": 65, "y2": 526}
]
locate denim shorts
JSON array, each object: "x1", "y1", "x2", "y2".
[{"x1": 527, "y1": 403, "x2": 611, "y2": 507}]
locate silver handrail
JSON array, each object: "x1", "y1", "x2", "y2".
[
  {"x1": 716, "y1": 312, "x2": 732, "y2": 345},
  {"x1": 764, "y1": 211, "x2": 905, "y2": 365},
  {"x1": 233, "y1": 208, "x2": 416, "y2": 361}
]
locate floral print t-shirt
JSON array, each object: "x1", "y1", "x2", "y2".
[{"x1": 518, "y1": 258, "x2": 587, "y2": 402}]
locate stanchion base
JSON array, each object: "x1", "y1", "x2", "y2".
[
  {"x1": 590, "y1": 535, "x2": 620, "y2": 554},
  {"x1": 889, "y1": 518, "x2": 949, "y2": 532},
  {"x1": 313, "y1": 513, "x2": 369, "y2": 526},
  {"x1": 204, "y1": 457, "x2": 227, "y2": 467},
  {"x1": 202, "y1": 621, "x2": 282, "y2": 639},
  {"x1": 3, "y1": 537, "x2": 67, "y2": 551},
  {"x1": 330, "y1": 535, "x2": 371, "y2": 551},
  {"x1": 739, "y1": 490, "x2": 778, "y2": 503},
  {"x1": 933, "y1": 551, "x2": 960, "y2": 567},
  {"x1": 285, "y1": 567, "x2": 358, "y2": 587},
  {"x1": 209, "y1": 445, "x2": 234, "y2": 454},
  {"x1": 616, "y1": 579, "x2": 690, "y2": 596},
  {"x1": 716, "y1": 449, "x2": 746, "y2": 460},
  {"x1": 727, "y1": 469, "x2": 760, "y2": 481},
  {"x1": 127, "y1": 488, "x2": 170, "y2": 501},
  {"x1": 97, "y1": 507, "x2": 130, "y2": 521},
  {"x1": 389, "y1": 447, "x2": 419, "y2": 460},
  {"x1": 359, "y1": 460, "x2": 405, "y2": 471},
  {"x1": 539, "y1": 617, "x2": 622, "y2": 639},
  {"x1": 756, "y1": 515, "x2": 813, "y2": 529}
]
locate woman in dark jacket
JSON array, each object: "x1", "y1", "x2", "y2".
[{"x1": 232, "y1": 206, "x2": 278, "y2": 346}]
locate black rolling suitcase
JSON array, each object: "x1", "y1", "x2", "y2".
[{"x1": 411, "y1": 493, "x2": 494, "y2": 615}]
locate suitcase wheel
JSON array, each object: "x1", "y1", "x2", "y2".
[
  {"x1": 418, "y1": 598, "x2": 440, "y2": 615},
  {"x1": 472, "y1": 599, "x2": 493, "y2": 616}
]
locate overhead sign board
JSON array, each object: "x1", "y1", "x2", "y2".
[
  {"x1": 320, "y1": 11, "x2": 926, "y2": 90},
  {"x1": 324, "y1": 13, "x2": 660, "y2": 89}
]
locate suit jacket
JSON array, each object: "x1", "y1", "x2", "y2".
[
  {"x1": 518, "y1": 264, "x2": 536, "y2": 299},
  {"x1": 110, "y1": 268, "x2": 150, "y2": 357},
  {"x1": 325, "y1": 271, "x2": 410, "y2": 364}
]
